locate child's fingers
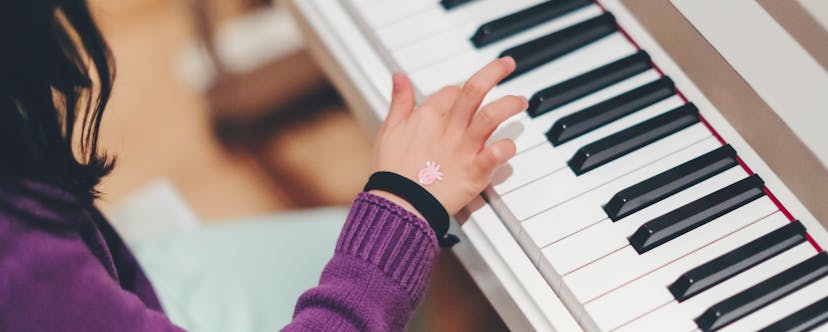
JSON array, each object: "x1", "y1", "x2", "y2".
[
  {"x1": 466, "y1": 95, "x2": 527, "y2": 145},
  {"x1": 475, "y1": 139, "x2": 516, "y2": 175},
  {"x1": 449, "y1": 57, "x2": 516, "y2": 130},
  {"x1": 419, "y1": 85, "x2": 461, "y2": 116},
  {"x1": 386, "y1": 73, "x2": 415, "y2": 125}
]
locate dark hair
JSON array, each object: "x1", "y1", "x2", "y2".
[{"x1": 0, "y1": 0, "x2": 115, "y2": 202}]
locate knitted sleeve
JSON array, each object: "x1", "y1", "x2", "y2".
[{"x1": 282, "y1": 192, "x2": 440, "y2": 332}]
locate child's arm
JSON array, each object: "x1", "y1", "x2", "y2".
[
  {"x1": 283, "y1": 58, "x2": 525, "y2": 331},
  {"x1": 282, "y1": 192, "x2": 438, "y2": 331},
  {"x1": 0, "y1": 215, "x2": 185, "y2": 332}
]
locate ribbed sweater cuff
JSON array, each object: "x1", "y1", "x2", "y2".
[{"x1": 337, "y1": 192, "x2": 440, "y2": 301}]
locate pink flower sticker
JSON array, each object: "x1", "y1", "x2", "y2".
[{"x1": 418, "y1": 161, "x2": 444, "y2": 185}]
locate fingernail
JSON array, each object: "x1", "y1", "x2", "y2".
[
  {"x1": 500, "y1": 56, "x2": 515, "y2": 67},
  {"x1": 512, "y1": 95, "x2": 528, "y2": 107},
  {"x1": 392, "y1": 72, "x2": 403, "y2": 87},
  {"x1": 521, "y1": 96, "x2": 529, "y2": 108}
]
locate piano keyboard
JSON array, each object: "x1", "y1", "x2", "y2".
[{"x1": 291, "y1": 0, "x2": 828, "y2": 330}]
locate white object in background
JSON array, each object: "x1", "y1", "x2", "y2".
[
  {"x1": 671, "y1": 0, "x2": 828, "y2": 169},
  {"x1": 799, "y1": 0, "x2": 828, "y2": 31},
  {"x1": 177, "y1": 6, "x2": 305, "y2": 91},
  {"x1": 108, "y1": 179, "x2": 200, "y2": 243}
]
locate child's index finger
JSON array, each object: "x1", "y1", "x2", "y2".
[{"x1": 448, "y1": 57, "x2": 516, "y2": 129}]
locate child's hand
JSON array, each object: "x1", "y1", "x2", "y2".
[{"x1": 370, "y1": 57, "x2": 526, "y2": 218}]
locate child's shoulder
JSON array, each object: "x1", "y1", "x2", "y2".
[
  {"x1": 0, "y1": 179, "x2": 96, "y2": 281},
  {"x1": 0, "y1": 179, "x2": 88, "y2": 234}
]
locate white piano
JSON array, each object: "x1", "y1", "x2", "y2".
[{"x1": 285, "y1": 0, "x2": 828, "y2": 330}]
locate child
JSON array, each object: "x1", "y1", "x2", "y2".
[{"x1": 0, "y1": 1, "x2": 526, "y2": 331}]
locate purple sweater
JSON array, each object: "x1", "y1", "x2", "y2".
[{"x1": 0, "y1": 181, "x2": 439, "y2": 331}]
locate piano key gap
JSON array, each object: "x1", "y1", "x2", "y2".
[
  {"x1": 563, "y1": 243, "x2": 629, "y2": 277},
  {"x1": 517, "y1": 135, "x2": 712, "y2": 222},
  {"x1": 608, "y1": 298, "x2": 674, "y2": 332},
  {"x1": 583, "y1": 209, "x2": 779, "y2": 305},
  {"x1": 539, "y1": 218, "x2": 606, "y2": 249},
  {"x1": 372, "y1": 3, "x2": 436, "y2": 30},
  {"x1": 499, "y1": 164, "x2": 568, "y2": 196}
]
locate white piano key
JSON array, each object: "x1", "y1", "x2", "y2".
[
  {"x1": 613, "y1": 243, "x2": 816, "y2": 332},
  {"x1": 581, "y1": 213, "x2": 790, "y2": 332},
  {"x1": 393, "y1": 4, "x2": 601, "y2": 73},
  {"x1": 538, "y1": 166, "x2": 753, "y2": 289},
  {"x1": 493, "y1": 143, "x2": 566, "y2": 197},
  {"x1": 486, "y1": 43, "x2": 651, "y2": 108},
  {"x1": 720, "y1": 275, "x2": 828, "y2": 332},
  {"x1": 348, "y1": 0, "x2": 382, "y2": 8},
  {"x1": 410, "y1": 32, "x2": 636, "y2": 96},
  {"x1": 493, "y1": 128, "x2": 706, "y2": 236},
  {"x1": 503, "y1": 70, "x2": 664, "y2": 154},
  {"x1": 610, "y1": 301, "x2": 698, "y2": 332},
  {"x1": 491, "y1": 95, "x2": 685, "y2": 195},
  {"x1": 518, "y1": 138, "x2": 724, "y2": 262},
  {"x1": 561, "y1": 204, "x2": 780, "y2": 313},
  {"x1": 358, "y1": 0, "x2": 436, "y2": 29},
  {"x1": 378, "y1": 0, "x2": 546, "y2": 52},
  {"x1": 456, "y1": 196, "x2": 583, "y2": 332},
  {"x1": 381, "y1": 0, "x2": 529, "y2": 50},
  {"x1": 500, "y1": 123, "x2": 711, "y2": 222}
]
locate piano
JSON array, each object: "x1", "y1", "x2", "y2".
[{"x1": 285, "y1": 0, "x2": 828, "y2": 330}]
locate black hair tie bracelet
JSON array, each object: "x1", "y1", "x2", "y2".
[{"x1": 364, "y1": 171, "x2": 459, "y2": 248}]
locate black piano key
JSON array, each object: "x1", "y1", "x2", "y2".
[
  {"x1": 471, "y1": 0, "x2": 592, "y2": 48},
  {"x1": 440, "y1": 0, "x2": 475, "y2": 10},
  {"x1": 669, "y1": 221, "x2": 808, "y2": 302},
  {"x1": 695, "y1": 252, "x2": 828, "y2": 332},
  {"x1": 527, "y1": 51, "x2": 652, "y2": 118},
  {"x1": 547, "y1": 77, "x2": 675, "y2": 146},
  {"x1": 758, "y1": 296, "x2": 828, "y2": 332},
  {"x1": 500, "y1": 12, "x2": 617, "y2": 82},
  {"x1": 604, "y1": 144, "x2": 738, "y2": 221},
  {"x1": 568, "y1": 103, "x2": 699, "y2": 176},
  {"x1": 628, "y1": 174, "x2": 765, "y2": 254}
]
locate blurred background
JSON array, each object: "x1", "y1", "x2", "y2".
[{"x1": 88, "y1": 0, "x2": 507, "y2": 330}]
